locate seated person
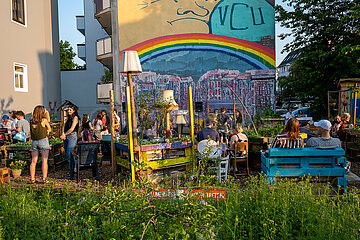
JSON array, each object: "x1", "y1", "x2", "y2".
[
  {"x1": 306, "y1": 120, "x2": 341, "y2": 148},
  {"x1": 299, "y1": 122, "x2": 318, "y2": 142},
  {"x1": 336, "y1": 113, "x2": 350, "y2": 131},
  {"x1": 229, "y1": 123, "x2": 248, "y2": 151},
  {"x1": 196, "y1": 118, "x2": 220, "y2": 144},
  {"x1": 271, "y1": 118, "x2": 304, "y2": 148}
]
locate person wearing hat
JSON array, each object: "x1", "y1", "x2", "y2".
[
  {"x1": 306, "y1": 120, "x2": 341, "y2": 149},
  {"x1": 1, "y1": 114, "x2": 13, "y2": 134}
]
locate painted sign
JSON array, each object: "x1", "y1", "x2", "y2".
[
  {"x1": 118, "y1": 0, "x2": 275, "y2": 113},
  {"x1": 140, "y1": 141, "x2": 193, "y2": 151},
  {"x1": 134, "y1": 188, "x2": 226, "y2": 200}
]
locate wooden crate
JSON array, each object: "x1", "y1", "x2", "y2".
[
  {"x1": 261, "y1": 147, "x2": 347, "y2": 188},
  {"x1": 0, "y1": 168, "x2": 10, "y2": 184}
]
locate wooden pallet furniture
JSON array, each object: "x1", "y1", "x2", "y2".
[
  {"x1": 115, "y1": 141, "x2": 193, "y2": 179},
  {"x1": 261, "y1": 147, "x2": 347, "y2": 188},
  {"x1": 0, "y1": 168, "x2": 10, "y2": 184}
]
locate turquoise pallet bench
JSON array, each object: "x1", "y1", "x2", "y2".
[{"x1": 261, "y1": 147, "x2": 347, "y2": 188}]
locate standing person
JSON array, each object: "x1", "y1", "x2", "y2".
[
  {"x1": 60, "y1": 105, "x2": 80, "y2": 180},
  {"x1": 80, "y1": 114, "x2": 93, "y2": 142},
  {"x1": 101, "y1": 110, "x2": 110, "y2": 131},
  {"x1": 284, "y1": 108, "x2": 294, "y2": 124},
  {"x1": 1, "y1": 115, "x2": 13, "y2": 132},
  {"x1": 29, "y1": 105, "x2": 52, "y2": 183},
  {"x1": 1, "y1": 115, "x2": 13, "y2": 142},
  {"x1": 235, "y1": 110, "x2": 242, "y2": 124},
  {"x1": 306, "y1": 120, "x2": 341, "y2": 148},
  {"x1": 217, "y1": 107, "x2": 230, "y2": 144},
  {"x1": 271, "y1": 118, "x2": 304, "y2": 148},
  {"x1": 93, "y1": 113, "x2": 103, "y2": 141},
  {"x1": 15, "y1": 111, "x2": 30, "y2": 142},
  {"x1": 9, "y1": 111, "x2": 18, "y2": 139}
]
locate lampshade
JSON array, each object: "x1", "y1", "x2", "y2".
[
  {"x1": 119, "y1": 51, "x2": 142, "y2": 73},
  {"x1": 173, "y1": 115, "x2": 187, "y2": 125},
  {"x1": 162, "y1": 90, "x2": 178, "y2": 110}
]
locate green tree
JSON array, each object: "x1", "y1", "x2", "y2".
[
  {"x1": 100, "y1": 69, "x2": 113, "y2": 83},
  {"x1": 60, "y1": 40, "x2": 77, "y2": 70},
  {"x1": 277, "y1": 0, "x2": 360, "y2": 118}
]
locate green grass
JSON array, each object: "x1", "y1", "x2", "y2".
[{"x1": 0, "y1": 177, "x2": 360, "y2": 239}]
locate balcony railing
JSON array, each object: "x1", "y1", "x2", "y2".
[
  {"x1": 96, "y1": 37, "x2": 112, "y2": 56},
  {"x1": 97, "y1": 83, "x2": 113, "y2": 103},
  {"x1": 94, "y1": 0, "x2": 110, "y2": 14},
  {"x1": 76, "y1": 16, "x2": 85, "y2": 35}
]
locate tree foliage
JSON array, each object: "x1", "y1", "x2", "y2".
[
  {"x1": 276, "y1": 0, "x2": 360, "y2": 118},
  {"x1": 60, "y1": 40, "x2": 77, "y2": 70},
  {"x1": 100, "y1": 69, "x2": 113, "y2": 83}
]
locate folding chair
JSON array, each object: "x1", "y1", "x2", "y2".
[
  {"x1": 71, "y1": 142, "x2": 100, "y2": 182},
  {"x1": 232, "y1": 142, "x2": 249, "y2": 176}
]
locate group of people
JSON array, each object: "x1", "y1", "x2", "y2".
[
  {"x1": 196, "y1": 107, "x2": 247, "y2": 152},
  {"x1": 0, "y1": 105, "x2": 121, "y2": 182},
  {"x1": 197, "y1": 108, "x2": 345, "y2": 156},
  {"x1": 60, "y1": 107, "x2": 121, "y2": 180},
  {"x1": 1, "y1": 110, "x2": 33, "y2": 142}
]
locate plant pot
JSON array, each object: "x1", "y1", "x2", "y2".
[{"x1": 12, "y1": 169, "x2": 22, "y2": 179}]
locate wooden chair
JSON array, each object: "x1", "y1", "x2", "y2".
[
  {"x1": 71, "y1": 142, "x2": 100, "y2": 183},
  {"x1": 232, "y1": 142, "x2": 249, "y2": 176},
  {"x1": 0, "y1": 168, "x2": 10, "y2": 184}
]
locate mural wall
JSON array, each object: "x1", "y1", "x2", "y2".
[{"x1": 118, "y1": 0, "x2": 276, "y2": 115}]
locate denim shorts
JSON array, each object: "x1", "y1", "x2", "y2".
[{"x1": 30, "y1": 137, "x2": 50, "y2": 151}]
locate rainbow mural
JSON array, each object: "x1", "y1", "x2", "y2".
[{"x1": 122, "y1": 33, "x2": 275, "y2": 70}]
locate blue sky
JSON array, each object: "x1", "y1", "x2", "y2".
[{"x1": 58, "y1": 0, "x2": 292, "y2": 66}]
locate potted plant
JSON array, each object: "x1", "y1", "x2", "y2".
[{"x1": 9, "y1": 159, "x2": 27, "y2": 179}]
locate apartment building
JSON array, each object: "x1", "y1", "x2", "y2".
[
  {"x1": 0, "y1": 0, "x2": 60, "y2": 116},
  {"x1": 61, "y1": 0, "x2": 111, "y2": 118}
]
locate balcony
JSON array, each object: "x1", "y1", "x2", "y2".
[
  {"x1": 96, "y1": 37, "x2": 112, "y2": 69},
  {"x1": 77, "y1": 44, "x2": 86, "y2": 62},
  {"x1": 94, "y1": 0, "x2": 112, "y2": 35},
  {"x1": 97, "y1": 83, "x2": 113, "y2": 103},
  {"x1": 76, "y1": 16, "x2": 85, "y2": 35}
]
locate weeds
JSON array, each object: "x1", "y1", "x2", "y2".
[{"x1": 1, "y1": 176, "x2": 360, "y2": 239}]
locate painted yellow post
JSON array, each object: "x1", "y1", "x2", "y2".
[
  {"x1": 126, "y1": 87, "x2": 135, "y2": 183},
  {"x1": 188, "y1": 87, "x2": 195, "y2": 152},
  {"x1": 109, "y1": 90, "x2": 116, "y2": 176}
]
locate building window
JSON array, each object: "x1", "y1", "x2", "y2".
[
  {"x1": 14, "y1": 63, "x2": 28, "y2": 92},
  {"x1": 12, "y1": 0, "x2": 26, "y2": 25}
]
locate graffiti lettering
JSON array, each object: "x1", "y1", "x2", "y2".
[
  {"x1": 216, "y1": 3, "x2": 266, "y2": 31},
  {"x1": 218, "y1": 6, "x2": 228, "y2": 25},
  {"x1": 250, "y1": 7, "x2": 264, "y2": 25},
  {"x1": 230, "y1": 3, "x2": 249, "y2": 30}
]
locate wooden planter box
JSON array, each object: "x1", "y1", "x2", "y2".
[
  {"x1": 1, "y1": 143, "x2": 66, "y2": 169},
  {"x1": 115, "y1": 141, "x2": 193, "y2": 178}
]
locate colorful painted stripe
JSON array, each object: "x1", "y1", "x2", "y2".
[{"x1": 121, "y1": 33, "x2": 275, "y2": 69}]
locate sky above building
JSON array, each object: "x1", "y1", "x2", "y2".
[{"x1": 58, "y1": 0, "x2": 292, "y2": 67}]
